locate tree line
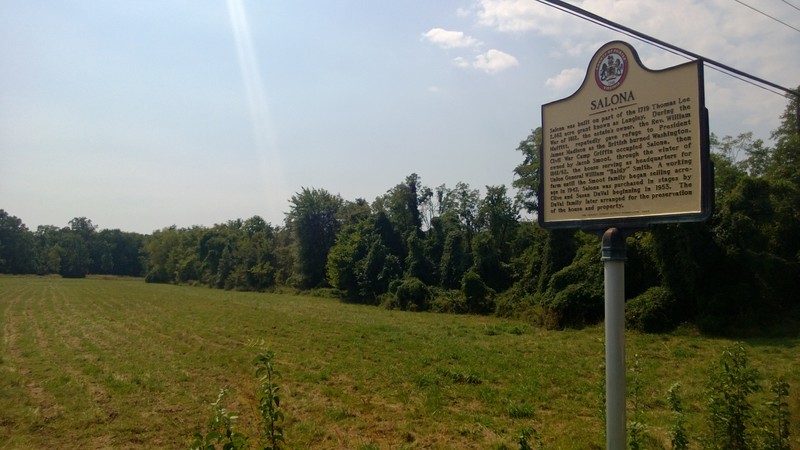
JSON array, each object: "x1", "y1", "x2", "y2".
[
  {"x1": 2, "y1": 94, "x2": 797, "y2": 334},
  {"x1": 0, "y1": 215, "x2": 145, "y2": 278}
]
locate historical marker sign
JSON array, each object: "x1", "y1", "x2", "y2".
[{"x1": 539, "y1": 41, "x2": 712, "y2": 229}]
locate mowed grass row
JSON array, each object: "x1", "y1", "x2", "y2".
[{"x1": 1, "y1": 275, "x2": 798, "y2": 449}]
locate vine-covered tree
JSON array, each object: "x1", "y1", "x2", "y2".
[
  {"x1": 512, "y1": 128, "x2": 542, "y2": 214},
  {"x1": 287, "y1": 187, "x2": 343, "y2": 289}
]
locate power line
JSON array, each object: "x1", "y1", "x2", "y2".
[
  {"x1": 537, "y1": 1, "x2": 687, "y2": 60},
  {"x1": 781, "y1": 0, "x2": 800, "y2": 13},
  {"x1": 536, "y1": 0, "x2": 800, "y2": 99},
  {"x1": 733, "y1": 0, "x2": 800, "y2": 33}
]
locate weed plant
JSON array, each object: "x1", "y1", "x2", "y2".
[
  {"x1": 190, "y1": 349, "x2": 284, "y2": 450},
  {"x1": 762, "y1": 376, "x2": 791, "y2": 450},
  {"x1": 667, "y1": 382, "x2": 689, "y2": 450},
  {"x1": 705, "y1": 342, "x2": 761, "y2": 449},
  {"x1": 628, "y1": 353, "x2": 647, "y2": 450},
  {"x1": 190, "y1": 388, "x2": 249, "y2": 450}
]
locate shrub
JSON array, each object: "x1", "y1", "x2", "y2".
[
  {"x1": 429, "y1": 288, "x2": 469, "y2": 314},
  {"x1": 379, "y1": 293, "x2": 401, "y2": 310},
  {"x1": 461, "y1": 270, "x2": 495, "y2": 314},
  {"x1": 394, "y1": 277, "x2": 430, "y2": 311},
  {"x1": 494, "y1": 286, "x2": 528, "y2": 317},
  {"x1": 626, "y1": 286, "x2": 677, "y2": 333},
  {"x1": 546, "y1": 282, "x2": 602, "y2": 328}
]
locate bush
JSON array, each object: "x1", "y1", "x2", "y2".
[
  {"x1": 379, "y1": 293, "x2": 401, "y2": 310},
  {"x1": 386, "y1": 277, "x2": 430, "y2": 311},
  {"x1": 461, "y1": 270, "x2": 495, "y2": 314},
  {"x1": 429, "y1": 288, "x2": 469, "y2": 314},
  {"x1": 626, "y1": 286, "x2": 677, "y2": 333},
  {"x1": 493, "y1": 285, "x2": 528, "y2": 317},
  {"x1": 546, "y1": 282, "x2": 602, "y2": 328},
  {"x1": 541, "y1": 239, "x2": 603, "y2": 328}
]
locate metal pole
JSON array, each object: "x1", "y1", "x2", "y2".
[{"x1": 602, "y1": 227, "x2": 627, "y2": 450}]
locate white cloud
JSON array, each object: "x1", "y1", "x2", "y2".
[
  {"x1": 422, "y1": 27, "x2": 481, "y2": 49},
  {"x1": 472, "y1": 49, "x2": 519, "y2": 73},
  {"x1": 545, "y1": 67, "x2": 584, "y2": 91},
  {"x1": 453, "y1": 56, "x2": 471, "y2": 68},
  {"x1": 476, "y1": 0, "x2": 560, "y2": 33},
  {"x1": 451, "y1": 50, "x2": 519, "y2": 73}
]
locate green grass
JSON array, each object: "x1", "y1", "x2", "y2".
[{"x1": 0, "y1": 275, "x2": 798, "y2": 449}]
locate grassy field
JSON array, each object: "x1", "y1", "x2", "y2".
[{"x1": 1, "y1": 275, "x2": 798, "y2": 449}]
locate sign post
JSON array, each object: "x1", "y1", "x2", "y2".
[
  {"x1": 538, "y1": 41, "x2": 712, "y2": 449},
  {"x1": 602, "y1": 227, "x2": 626, "y2": 449}
]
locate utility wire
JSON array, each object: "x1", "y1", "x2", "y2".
[
  {"x1": 546, "y1": 1, "x2": 786, "y2": 97},
  {"x1": 536, "y1": 0, "x2": 800, "y2": 99},
  {"x1": 781, "y1": 0, "x2": 800, "y2": 13},
  {"x1": 733, "y1": 0, "x2": 800, "y2": 33},
  {"x1": 538, "y1": 1, "x2": 687, "y2": 60}
]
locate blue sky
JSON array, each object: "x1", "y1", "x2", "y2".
[{"x1": 2, "y1": 0, "x2": 798, "y2": 233}]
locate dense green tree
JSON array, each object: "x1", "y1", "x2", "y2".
[
  {"x1": 449, "y1": 182, "x2": 481, "y2": 240},
  {"x1": 375, "y1": 173, "x2": 424, "y2": 239},
  {"x1": 0, "y1": 210, "x2": 36, "y2": 274},
  {"x1": 372, "y1": 211, "x2": 405, "y2": 265},
  {"x1": 477, "y1": 185, "x2": 519, "y2": 259},
  {"x1": 34, "y1": 225, "x2": 63, "y2": 275},
  {"x1": 461, "y1": 269, "x2": 495, "y2": 314},
  {"x1": 272, "y1": 226, "x2": 295, "y2": 286},
  {"x1": 470, "y1": 231, "x2": 510, "y2": 292},
  {"x1": 287, "y1": 187, "x2": 343, "y2": 289},
  {"x1": 145, "y1": 226, "x2": 181, "y2": 283},
  {"x1": 236, "y1": 216, "x2": 277, "y2": 291},
  {"x1": 709, "y1": 133, "x2": 748, "y2": 200},
  {"x1": 95, "y1": 229, "x2": 145, "y2": 276},
  {"x1": 512, "y1": 128, "x2": 542, "y2": 214},
  {"x1": 326, "y1": 213, "x2": 403, "y2": 302},
  {"x1": 360, "y1": 236, "x2": 401, "y2": 300},
  {"x1": 58, "y1": 232, "x2": 90, "y2": 278},
  {"x1": 404, "y1": 232, "x2": 435, "y2": 285},
  {"x1": 172, "y1": 228, "x2": 203, "y2": 283},
  {"x1": 338, "y1": 198, "x2": 372, "y2": 226},
  {"x1": 422, "y1": 214, "x2": 452, "y2": 284},
  {"x1": 439, "y1": 228, "x2": 471, "y2": 289},
  {"x1": 507, "y1": 220, "x2": 549, "y2": 297},
  {"x1": 768, "y1": 88, "x2": 800, "y2": 184},
  {"x1": 327, "y1": 221, "x2": 370, "y2": 299},
  {"x1": 143, "y1": 218, "x2": 279, "y2": 291},
  {"x1": 541, "y1": 233, "x2": 603, "y2": 327}
]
